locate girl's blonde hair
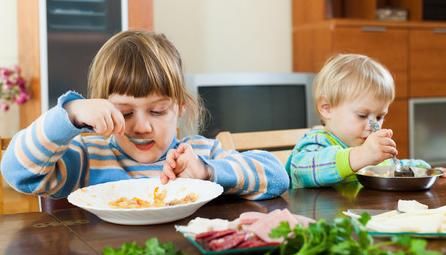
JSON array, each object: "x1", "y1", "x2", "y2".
[
  {"x1": 313, "y1": 53, "x2": 395, "y2": 109},
  {"x1": 88, "y1": 30, "x2": 204, "y2": 133}
]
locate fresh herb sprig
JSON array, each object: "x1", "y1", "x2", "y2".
[
  {"x1": 268, "y1": 213, "x2": 441, "y2": 255},
  {"x1": 103, "y1": 238, "x2": 185, "y2": 255}
]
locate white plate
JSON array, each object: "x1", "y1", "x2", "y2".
[{"x1": 67, "y1": 178, "x2": 224, "y2": 225}]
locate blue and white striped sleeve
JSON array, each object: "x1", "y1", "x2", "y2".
[
  {"x1": 184, "y1": 136, "x2": 289, "y2": 200},
  {"x1": 1, "y1": 91, "x2": 90, "y2": 198}
]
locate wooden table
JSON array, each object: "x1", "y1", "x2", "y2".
[{"x1": 3, "y1": 179, "x2": 446, "y2": 254}]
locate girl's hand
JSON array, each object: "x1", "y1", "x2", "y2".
[
  {"x1": 160, "y1": 143, "x2": 210, "y2": 184},
  {"x1": 64, "y1": 99, "x2": 125, "y2": 136},
  {"x1": 350, "y1": 129, "x2": 398, "y2": 171}
]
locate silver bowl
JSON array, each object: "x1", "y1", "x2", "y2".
[{"x1": 356, "y1": 166, "x2": 443, "y2": 191}]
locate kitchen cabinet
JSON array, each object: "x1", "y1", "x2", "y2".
[
  {"x1": 409, "y1": 27, "x2": 446, "y2": 97},
  {"x1": 292, "y1": 0, "x2": 446, "y2": 160}
]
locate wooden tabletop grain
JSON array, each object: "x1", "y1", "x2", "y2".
[{"x1": 3, "y1": 178, "x2": 446, "y2": 254}]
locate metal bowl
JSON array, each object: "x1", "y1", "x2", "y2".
[{"x1": 356, "y1": 166, "x2": 443, "y2": 191}]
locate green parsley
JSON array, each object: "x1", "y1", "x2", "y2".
[
  {"x1": 268, "y1": 213, "x2": 442, "y2": 255},
  {"x1": 103, "y1": 238, "x2": 185, "y2": 255}
]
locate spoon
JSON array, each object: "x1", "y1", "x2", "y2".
[{"x1": 368, "y1": 119, "x2": 414, "y2": 177}]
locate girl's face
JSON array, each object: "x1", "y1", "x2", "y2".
[
  {"x1": 320, "y1": 94, "x2": 390, "y2": 147},
  {"x1": 109, "y1": 93, "x2": 181, "y2": 163}
]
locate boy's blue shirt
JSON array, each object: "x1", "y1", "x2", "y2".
[{"x1": 286, "y1": 128, "x2": 430, "y2": 188}]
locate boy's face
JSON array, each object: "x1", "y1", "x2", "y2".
[
  {"x1": 319, "y1": 94, "x2": 390, "y2": 147},
  {"x1": 108, "y1": 93, "x2": 181, "y2": 163}
]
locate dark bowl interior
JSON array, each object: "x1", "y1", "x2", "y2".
[{"x1": 356, "y1": 166, "x2": 443, "y2": 191}]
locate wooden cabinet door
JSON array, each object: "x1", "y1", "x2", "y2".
[
  {"x1": 409, "y1": 28, "x2": 446, "y2": 97},
  {"x1": 383, "y1": 99, "x2": 408, "y2": 158},
  {"x1": 331, "y1": 26, "x2": 409, "y2": 99}
]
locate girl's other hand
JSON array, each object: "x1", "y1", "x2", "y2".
[
  {"x1": 350, "y1": 129, "x2": 397, "y2": 171},
  {"x1": 160, "y1": 143, "x2": 210, "y2": 184},
  {"x1": 64, "y1": 99, "x2": 125, "y2": 136}
]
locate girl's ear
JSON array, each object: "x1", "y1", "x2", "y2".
[{"x1": 317, "y1": 96, "x2": 332, "y2": 120}]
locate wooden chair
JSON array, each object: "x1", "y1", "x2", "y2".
[
  {"x1": 0, "y1": 137, "x2": 8, "y2": 214},
  {"x1": 0, "y1": 137, "x2": 40, "y2": 214},
  {"x1": 0, "y1": 137, "x2": 73, "y2": 213},
  {"x1": 216, "y1": 128, "x2": 311, "y2": 164}
]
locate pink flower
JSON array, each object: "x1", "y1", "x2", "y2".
[
  {"x1": 15, "y1": 91, "x2": 30, "y2": 105},
  {"x1": 0, "y1": 68, "x2": 12, "y2": 79},
  {"x1": 0, "y1": 102, "x2": 10, "y2": 111},
  {"x1": 0, "y1": 65, "x2": 30, "y2": 111}
]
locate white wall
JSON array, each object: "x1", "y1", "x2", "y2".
[
  {"x1": 153, "y1": 0, "x2": 292, "y2": 74},
  {"x1": 0, "y1": 0, "x2": 20, "y2": 137}
]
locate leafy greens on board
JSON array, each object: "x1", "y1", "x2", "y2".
[
  {"x1": 103, "y1": 238, "x2": 185, "y2": 255},
  {"x1": 268, "y1": 213, "x2": 441, "y2": 255},
  {"x1": 103, "y1": 213, "x2": 441, "y2": 255}
]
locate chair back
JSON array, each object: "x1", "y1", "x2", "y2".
[
  {"x1": 0, "y1": 137, "x2": 10, "y2": 213},
  {"x1": 216, "y1": 128, "x2": 310, "y2": 164},
  {"x1": 1, "y1": 137, "x2": 40, "y2": 214},
  {"x1": 0, "y1": 137, "x2": 73, "y2": 213}
]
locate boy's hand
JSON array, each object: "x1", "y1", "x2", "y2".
[
  {"x1": 350, "y1": 129, "x2": 398, "y2": 171},
  {"x1": 160, "y1": 143, "x2": 210, "y2": 184},
  {"x1": 64, "y1": 99, "x2": 125, "y2": 136}
]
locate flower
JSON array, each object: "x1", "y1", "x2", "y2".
[{"x1": 0, "y1": 65, "x2": 30, "y2": 111}]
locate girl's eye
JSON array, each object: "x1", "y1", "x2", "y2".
[
  {"x1": 377, "y1": 116, "x2": 384, "y2": 121},
  {"x1": 357, "y1": 114, "x2": 368, "y2": 119},
  {"x1": 150, "y1": 110, "x2": 166, "y2": 116},
  {"x1": 122, "y1": 112, "x2": 133, "y2": 118}
]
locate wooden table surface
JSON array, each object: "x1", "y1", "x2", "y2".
[{"x1": 3, "y1": 179, "x2": 446, "y2": 254}]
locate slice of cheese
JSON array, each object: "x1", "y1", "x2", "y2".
[
  {"x1": 397, "y1": 199, "x2": 428, "y2": 213},
  {"x1": 368, "y1": 212, "x2": 444, "y2": 233}
]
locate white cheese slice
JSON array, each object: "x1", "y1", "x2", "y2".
[
  {"x1": 367, "y1": 212, "x2": 444, "y2": 233},
  {"x1": 175, "y1": 217, "x2": 230, "y2": 236},
  {"x1": 397, "y1": 199, "x2": 428, "y2": 213}
]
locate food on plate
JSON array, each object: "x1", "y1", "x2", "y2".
[
  {"x1": 357, "y1": 166, "x2": 441, "y2": 178},
  {"x1": 344, "y1": 199, "x2": 446, "y2": 233},
  {"x1": 358, "y1": 168, "x2": 392, "y2": 177},
  {"x1": 109, "y1": 185, "x2": 198, "y2": 209},
  {"x1": 176, "y1": 208, "x2": 315, "y2": 251},
  {"x1": 109, "y1": 197, "x2": 152, "y2": 209},
  {"x1": 242, "y1": 209, "x2": 314, "y2": 242},
  {"x1": 103, "y1": 237, "x2": 184, "y2": 255},
  {"x1": 175, "y1": 217, "x2": 232, "y2": 235},
  {"x1": 397, "y1": 199, "x2": 428, "y2": 213},
  {"x1": 270, "y1": 213, "x2": 441, "y2": 255},
  {"x1": 68, "y1": 178, "x2": 223, "y2": 225},
  {"x1": 179, "y1": 211, "x2": 441, "y2": 254},
  {"x1": 195, "y1": 229, "x2": 278, "y2": 251}
]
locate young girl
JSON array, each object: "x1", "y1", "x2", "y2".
[
  {"x1": 1, "y1": 31, "x2": 289, "y2": 200},
  {"x1": 286, "y1": 54, "x2": 430, "y2": 188}
]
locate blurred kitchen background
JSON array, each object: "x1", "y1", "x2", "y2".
[
  {"x1": 1, "y1": 0, "x2": 446, "y2": 166},
  {"x1": 0, "y1": 0, "x2": 291, "y2": 134}
]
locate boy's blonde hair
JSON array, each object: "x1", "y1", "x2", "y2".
[
  {"x1": 313, "y1": 53, "x2": 395, "y2": 110},
  {"x1": 88, "y1": 30, "x2": 204, "y2": 133}
]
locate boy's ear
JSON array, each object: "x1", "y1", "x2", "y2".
[{"x1": 317, "y1": 97, "x2": 332, "y2": 120}]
